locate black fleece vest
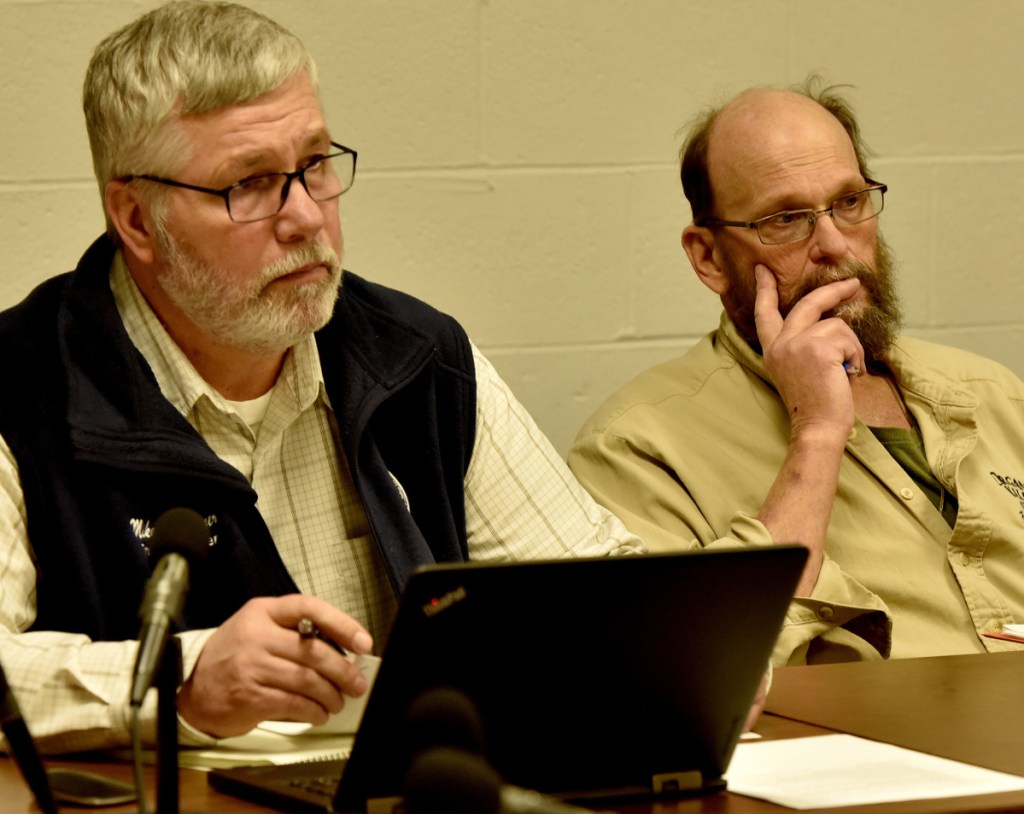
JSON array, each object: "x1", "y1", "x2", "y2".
[{"x1": 0, "y1": 236, "x2": 476, "y2": 641}]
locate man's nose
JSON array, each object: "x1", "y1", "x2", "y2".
[
  {"x1": 274, "y1": 177, "x2": 327, "y2": 241},
  {"x1": 807, "y1": 211, "x2": 850, "y2": 263}
]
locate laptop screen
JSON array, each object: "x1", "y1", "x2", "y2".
[
  {"x1": 332, "y1": 546, "x2": 806, "y2": 811},
  {"x1": 209, "y1": 547, "x2": 806, "y2": 812}
]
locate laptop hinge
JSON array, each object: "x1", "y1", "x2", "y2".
[
  {"x1": 366, "y1": 796, "x2": 404, "y2": 814},
  {"x1": 652, "y1": 770, "x2": 703, "y2": 794}
]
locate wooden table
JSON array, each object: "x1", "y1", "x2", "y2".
[
  {"x1": 766, "y1": 650, "x2": 1024, "y2": 777},
  {"x1": 4, "y1": 652, "x2": 1024, "y2": 812}
]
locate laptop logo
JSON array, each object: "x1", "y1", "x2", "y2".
[{"x1": 422, "y1": 585, "x2": 467, "y2": 617}]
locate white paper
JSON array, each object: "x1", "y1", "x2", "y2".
[
  {"x1": 180, "y1": 729, "x2": 355, "y2": 770},
  {"x1": 259, "y1": 654, "x2": 382, "y2": 736},
  {"x1": 726, "y1": 734, "x2": 1024, "y2": 809}
]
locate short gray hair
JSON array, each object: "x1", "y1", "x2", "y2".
[{"x1": 84, "y1": 0, "x2": 318, "y2": 229}]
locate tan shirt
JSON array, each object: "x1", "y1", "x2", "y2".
[
  {"x1": 0, "y1": 257, "x2": 643, "y2": 753},
  {"x1": 570, "y1": 312, "x2": 1024, "y2": 666}
]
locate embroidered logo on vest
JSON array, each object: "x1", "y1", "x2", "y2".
[
  {"x1": 129, "y1": 513, "x2": 219, "y2": 555},
  {"x1": 989, "y1": 472, "x2": 1024, "y2": 520}
]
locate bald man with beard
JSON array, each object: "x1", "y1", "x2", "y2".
[{"x1": 569, "y1": 78, "x2": 1024, "y2": 666}]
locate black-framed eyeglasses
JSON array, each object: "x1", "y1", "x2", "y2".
[
  {"x1": 695, "y1": 181, "x2": 887, "y2": 245},
  {"x1": 124, "y1": 142, "x2": 357, "y2": 223}
]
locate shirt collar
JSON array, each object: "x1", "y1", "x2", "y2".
[{"x1": 717, "y1": 311, "x2": 771, "y2": 380}]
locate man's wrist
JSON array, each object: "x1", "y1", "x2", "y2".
[{"x1": 787, "y1": 420, "x2": 851, "y2": 458}]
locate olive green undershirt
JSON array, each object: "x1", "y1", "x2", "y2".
[{"x1": 869, "y1": 425, "x2": 958, "y2": 528}]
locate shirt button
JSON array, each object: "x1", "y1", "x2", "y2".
[
  {"x1": 960, "y1": 552, "x2": 971, "y2": 567},
  {"x1": 848, "y1": 428, "x2": 858, "y2": 441},
  {"x1": 987, "y1": 619, "x2": 1003, "y2": 633},
  {"x1": 818, "y1": 606, "x2": 835, "y2": 620},
  {"x1": 900, "y1": 487, "x2": 914, "y2": 500}
]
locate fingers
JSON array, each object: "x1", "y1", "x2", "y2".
[
  {"x1": 754, "y1": 263, "x2": 865, "y2": 374},
  {"x1": 177, "y1": 596, "x2": 374, "y2": 738},
  {"x1": 785, "y1": 278, "x2": 866, "y2": 375},
  {"x1": 755, "y1": 263, "x2": 862, "y2": 335},
  {"x1": 743, "y1": 670, "x2": 770, "y2": 733},
  {"x1": 753, "y1": 264, "x2": 783, "y2": 351},
  {"x1": 266, "y1": 595, "x2": 374, "y2": 656},
  {"x1": 782, "y1": 275, "x2": 861, "y2": 330},
  {"x1": 259, "y1": 596, "x2": 373, "y2": 698}
]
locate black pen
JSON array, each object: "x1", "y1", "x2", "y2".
[{"x1": 297, "y1": 617, "x2": 348, "y2": 656}]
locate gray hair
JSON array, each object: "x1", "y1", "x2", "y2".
[{"x1": 84, "y1": 0, "x2": 318, "y2": 232}]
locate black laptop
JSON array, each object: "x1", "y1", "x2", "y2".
[{"x1": 209, "y1": 546, "x2": 806, "y2": 813}]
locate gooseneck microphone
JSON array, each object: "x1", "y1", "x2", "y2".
[
  {"x1": 0, "y1": 657, "x2": 58, "y2": 814},
  {"x1": 401, "y1": 687, "x2": 605, "y2": 814},
  {"x1": 129, "y1": 507, "x2": 210, "y2": 707},
  {"x1": 404, "y1": 746, "x2": 605, "y2": 814},
  {"x1": 403, "y1": 684, "x2": 488, "y2": 758},
  {"x1": 403, "y1": 746, "x2": 497, "y2": 814}
]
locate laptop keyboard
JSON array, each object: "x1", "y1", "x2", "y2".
[
  {"x1": 287, "y1": 769, "x2": 343, "y2": 800},
  {"x1": 209, "y1": 757, "x2": 350, "y2": 814}
]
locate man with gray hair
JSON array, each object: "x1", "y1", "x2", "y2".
[
  {"x1": 0, "y1": 1, "x2": 642, "y2": 753},
  {"x1": 570, "y1": 78, "x2": 1024, "y2": 666}
]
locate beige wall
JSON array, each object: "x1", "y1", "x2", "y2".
[{"x1": 3, "y1": 1, "x2": 1023, "y2": 456}]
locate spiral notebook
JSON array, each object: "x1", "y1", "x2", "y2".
[{"x1": 209, "y1": 546, "x2": 806, "y2": 813}]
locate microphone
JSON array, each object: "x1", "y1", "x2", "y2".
[
  {"x1": 403, "y1": 746, "x2": 606, "y2": 814},
  {"x1": 0, "y1": 658, "x2": 58, "y2": 814},
  {"x1": 403, "y1": 685, "x2": 487, "y2": 758},
  {"x1": 130, "y1": 507, "x2": 210, "y2": 707}
]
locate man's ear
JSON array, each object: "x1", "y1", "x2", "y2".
[
  {"x1": 105, "y1": 180, "x2": 158, "y2": 264},
  {"x1": 682, "y1": 225, "x2": 729, "y2": 296}
]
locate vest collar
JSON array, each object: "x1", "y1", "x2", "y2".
[{"x1": 59, "y1": 236, "x2": 437, "y2": 481}]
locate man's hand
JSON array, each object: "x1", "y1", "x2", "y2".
[
  {"x1": 176, "y1": 595, "x2": 374, "y2": 739},
  {"x1": 753, "y1": 265, "x2": 864, "y2": 595},
  {"x1": 743, "y1": 667, "x2": 771, "y2": 733},
  {"x1": 753, "y1": 264, "x2": 864, "y2": 442}
]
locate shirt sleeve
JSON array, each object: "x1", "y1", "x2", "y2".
[
  {"x1": 568, "y1": 428, "x2": 724, "y2": 552},
  {"x1": 0, "y1": 432, "x2": 217, "y2": 753},
  {"x1": 569, "y1": 427, "x2": 893, "y2": 665},
  {"x1": 776, "y1": 557, "x2": 893, "y2": 665},
  {"x1": 463, "y1": 345, "x2": 645, "y2": 561}
]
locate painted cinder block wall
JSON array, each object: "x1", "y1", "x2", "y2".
[{"x1": 3, "y1": 1, "x2": 1022, "y2": 456}]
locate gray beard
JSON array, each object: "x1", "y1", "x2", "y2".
[{"x1": 154, "y1": 229, "x2": 343, "y2": 355}]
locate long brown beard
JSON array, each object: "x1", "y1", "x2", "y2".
[{"x1": 722, "y1": 233, "x2": 902, "y2": 362}]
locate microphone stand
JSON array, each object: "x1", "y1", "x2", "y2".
[
  {"x1": 156, "y1": 635, "x2": 183, "y2": 814},
  {"x1": 153, "y1": 635, "x2": 217, "y2": 814}
]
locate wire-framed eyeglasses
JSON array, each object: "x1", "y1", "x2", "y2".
[
  {"x1": 695, "y1": 181, "x2": 887, "y2": 245},
  {"x1": 124, "y1": 142, "x2": 357, "y2": 223}
]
